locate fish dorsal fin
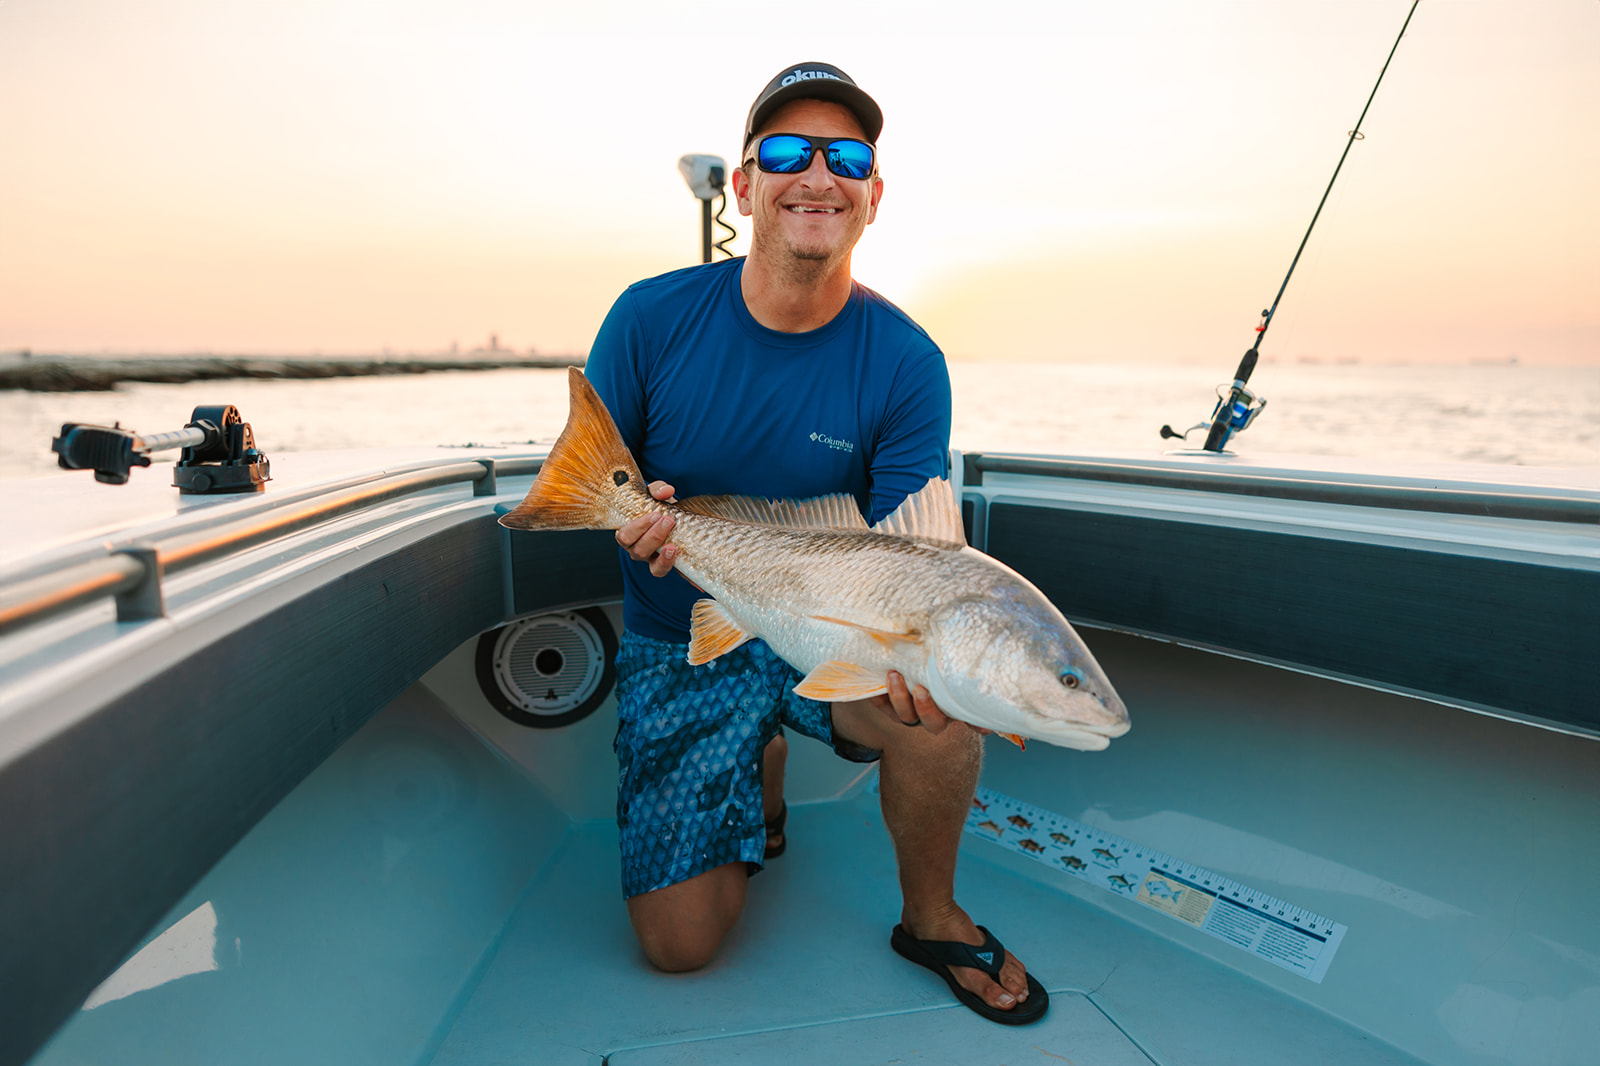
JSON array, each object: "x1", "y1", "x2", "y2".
[
  {"x1": 792, "y1": 660, "x2": 890, "y2": 702},
  {"x1": 687, "y1": 599, "x2": 754, "y2": 665},
  {"x1": 871, "y1": 477, "x2": 966, "y2": 549},
  {"x1": 679, "y1": 492, "x2": 870, "y2": 532}
]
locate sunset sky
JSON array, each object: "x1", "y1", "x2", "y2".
[{"x1": 2, "y1": 0, "x2": 1595, "y2": 365}]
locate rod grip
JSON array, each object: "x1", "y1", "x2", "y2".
[{"x1": 1234, "y1": 347, "x2": 1259, "y2": 385}]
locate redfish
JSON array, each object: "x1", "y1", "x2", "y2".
[{"x1": 499, "y1": 369, "x2": 1130, "y2": 751}]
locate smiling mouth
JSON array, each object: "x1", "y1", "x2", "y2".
[{"x1": 785, "y1": 205, "x2": 841, "y2": 215}]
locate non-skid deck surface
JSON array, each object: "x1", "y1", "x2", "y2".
[{"x1": 428, "y1": 796, "x2": 1424, "y2": 1066}]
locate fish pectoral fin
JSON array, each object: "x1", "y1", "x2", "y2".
[
  {"x1": 808, "y1": 615, "x2": 923, "y2": 648},
  {"x1": 998, "y1": 732, "x2": 1028, "y2": 751},
  {"x1": 793, "y1": 661, "x2": 891, "y2": 702},
  {"x1": 687, "y1": 600, "x2": 754, "y2": 665}
]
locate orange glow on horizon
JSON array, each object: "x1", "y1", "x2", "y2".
[{"x1": 1, "y1": 1, "x2": 1595, "y2": 365}]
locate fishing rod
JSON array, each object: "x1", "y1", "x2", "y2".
[{"x1": 1162, "y1": 0, "x2": 1421, "y2": 453}]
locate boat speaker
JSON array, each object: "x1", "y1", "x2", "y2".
[{"x1": 475, "y1": 607, "x2": 617, "y2": 729}]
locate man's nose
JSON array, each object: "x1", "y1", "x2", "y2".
[{"x1": 796, "y1": 148, "x2": 836, "y2": 185}]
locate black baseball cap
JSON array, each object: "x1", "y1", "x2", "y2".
[{"x1": 743, "y1": 62, "x2": 884, "y2": 149}]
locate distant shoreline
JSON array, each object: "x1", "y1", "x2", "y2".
[{"x1": 0, "y1": 353, "x2": 585, "y2": 392}]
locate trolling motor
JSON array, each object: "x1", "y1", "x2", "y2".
[
  {"x1": 51, "y1": 404, "x2": 271, "y2": 493},
  {"x1": 1161, "y1": 0, "x2": 1419, "y2": 454},
  {"x1": 678, "y1": 153, "x2": 737, "y2": 263}
]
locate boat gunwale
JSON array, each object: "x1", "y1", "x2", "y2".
[
  {"x1": 0, "y1": 456, "x2": 545, "y2": 635},
  {"x1": 962, "y1": 452, "x2": 1600, "y2": 524}
]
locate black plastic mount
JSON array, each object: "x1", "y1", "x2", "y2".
[
  {"x1": 173, "y1": 405, "x2": 270, "y2": 494},
  {"x1": 51, "y1": 423, "x2": 150, "y2": 485},
  {"x1": 50, "y1": 405, "x2": 270, "y2": 493}
]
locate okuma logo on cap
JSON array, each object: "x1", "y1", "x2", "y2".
[{"x1": 781, "y1": 69, "x2": 842, "y2": 88}]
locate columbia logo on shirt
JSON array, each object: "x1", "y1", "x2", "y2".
[{"x1": 809, "y1": 431, "x2": 855, "y2": 453}]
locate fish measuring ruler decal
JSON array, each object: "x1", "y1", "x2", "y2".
[{"x1": 959, "y1": 785, "x2": 1348, "y2": 984}]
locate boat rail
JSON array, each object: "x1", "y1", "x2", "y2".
[
  {"x1": 962, "y1": 452, "x2": 1600, "y2": 524},
  {"x1": 3, "y1": 451, "x2": 1593, "y2": 639},
  {"x1": 0, "y1": 457, "x2": 543, "y2": 636}
]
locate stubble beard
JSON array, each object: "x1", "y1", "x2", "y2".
[{"x1": 750, "y1": 223, "x2": 850, "y2": 287}]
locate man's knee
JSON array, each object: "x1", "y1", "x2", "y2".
[
  {"x1": 626, "y1": 862, "x2": 748, "y2": 972},
  {"x1": 633, "y1": 924, "x2": 722, "y2": 972}
]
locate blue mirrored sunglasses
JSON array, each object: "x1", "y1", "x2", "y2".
[{"x1": 751, "y1": 134, "x2": 875, "y2": 180}]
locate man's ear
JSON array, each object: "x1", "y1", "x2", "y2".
[
  {"x1": 730, "y1": 164, "x2": 755, "y2": 217},
  {"x1": 866, "y1": 175, "x2": 884, "y2": 225}
]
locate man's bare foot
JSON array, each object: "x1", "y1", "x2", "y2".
[{"x1": 901, "y1": 902, "x2": 1032, "y2": 1012}]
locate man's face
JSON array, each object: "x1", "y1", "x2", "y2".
[{"x1": 732, "y1": 99, "x2": 884, "y2": 268}]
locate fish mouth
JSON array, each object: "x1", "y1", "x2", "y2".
[
  {"x1": 1032, "y1": 718, "x2": 1130, "y2": 752},
  {"x1": 1022, "y1": 709, "x2": 1131, "y2": 752}
]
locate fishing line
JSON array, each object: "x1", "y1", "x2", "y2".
[{"x1": 1163, "y1": 0, "x2": 1422, "y2": 452}]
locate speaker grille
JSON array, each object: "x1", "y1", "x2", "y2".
[{"x1": 477, "y1": 609, "x2": 617, "y2": 728}]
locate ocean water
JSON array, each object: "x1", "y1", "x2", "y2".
[{"x1": 1, "y1": 361, "x2": 1595, "y2": 482}]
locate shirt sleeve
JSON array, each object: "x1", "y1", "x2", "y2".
[
  {"x1": 584, "y1": 288, "x2": 650, "y2": 456},
  {"x1": 865, "y1": 346, "x2": 953, "y2": 524}
]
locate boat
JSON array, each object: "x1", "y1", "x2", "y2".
[{"x1": 2, "y1": 424, "x2": 1595, "y2": 1065}]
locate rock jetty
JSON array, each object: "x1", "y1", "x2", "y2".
[{"x1": 0, "y1": 353, "x2": 585, "y2": 392}]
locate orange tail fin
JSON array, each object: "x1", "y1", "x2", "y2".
[{"x1": 499, "y1": 368, "x2": 647, "y2": 531}]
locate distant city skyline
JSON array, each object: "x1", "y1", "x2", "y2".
[{"x1": 2, "y1": 0, "x2": 1595, "y2": 366}]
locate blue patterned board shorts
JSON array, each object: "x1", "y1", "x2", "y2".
[{"x1": 614, "y1": 631, "x2": 881, "y2": 898}]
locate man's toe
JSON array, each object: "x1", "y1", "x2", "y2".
[{"x1": 999, "y1": 952, "x2": 1030, "y2": 1001}]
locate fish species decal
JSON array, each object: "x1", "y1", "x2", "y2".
[
  {"x1": 1108, "y1": 874, "x2": 1134, "y2": 891},
  {"x1": 1050, "y1": 832, "x2": 1075, "y2": 847},
  {"x1": 1059, "y1": 855, "x2": 1087, "y2": 871},
  {"x1": 971, "y1": 798, "x2": 988, "y2": 813},
  {"x1": 1145, "y1": 879, "x2": 1182, "y2": 902},
  {"x1": 976, "y1": 820, "x2": 1004, "y2": 836},
  {"x1": 1018, "y1": 838, "x2": 1045, "y2": 854},
  {"x1": 1093, "y1": 848, "x2": 1119, "y2": 865},
  {"x1": 501, "y1": 369, "x2": 1130, "y2": 750}
]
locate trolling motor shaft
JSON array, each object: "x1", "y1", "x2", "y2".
[{"x1": 51, "y1": 404, "x2": 270, "y2": 493}]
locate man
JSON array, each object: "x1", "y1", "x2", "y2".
[{"x1": 583, "y1": 62, "x2": 1045, "y2": 1025}]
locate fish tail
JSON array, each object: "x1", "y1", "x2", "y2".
[{"x1": 499, "y1": 368, "x2": 648, "y2": 531}]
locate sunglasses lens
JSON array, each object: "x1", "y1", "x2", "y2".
[
  {"x1": 826, "y1": 140, "x2": 874, "y2": 180},
  {"x1": 757, "y1": 135, "x2": 814, "y2": 174}
]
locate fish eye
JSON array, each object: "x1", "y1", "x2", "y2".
[
  {"x1": 1059, "y1": 668, "x2": 1083, "y2": 690},
  {"x1": 612, "y1": 471, "x2": 629, "y2": 486}
]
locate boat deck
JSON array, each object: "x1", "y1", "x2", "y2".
[
  {"x1": 32, "y1": 664, "x2": 1441, "y2": 1066},
  {"x1": 429, "y1": 802, "x2": 1420, "y2": 1066}
]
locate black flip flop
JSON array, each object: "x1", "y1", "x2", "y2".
[
  {"x1": 890, "y1": 924, "x2": 1049, "y2": 1025},
  {"x1": 764, "y1": 802, "x2": 788, "y2": 860}
]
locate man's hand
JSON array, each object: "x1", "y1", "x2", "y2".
[
  {"x1": 870, "y1": 671, "x2": 991, "y2": 736},
  {"x1": 616, "y1": 481, "x2": 679, "y2": 577}
]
